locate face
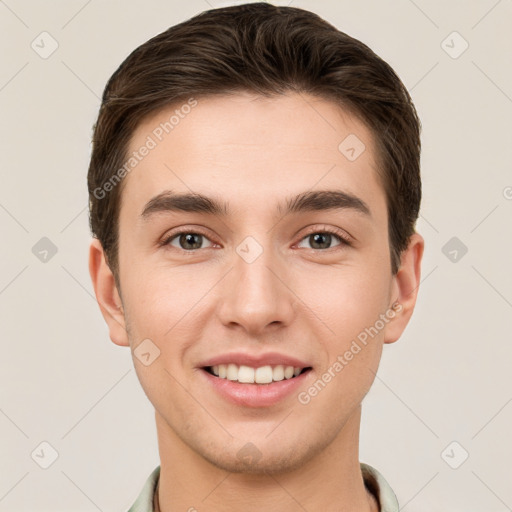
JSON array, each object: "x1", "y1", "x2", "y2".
[{"x1": 92, "y1": 92, "x2": 422, "y2": 475}]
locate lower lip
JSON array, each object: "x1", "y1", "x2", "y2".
[{"x1": 200, "y1": 368, "x2": 311, "y2": 408}]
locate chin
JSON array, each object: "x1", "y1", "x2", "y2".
[
  {"x1": 203, "y1": 447, "x2": 312, "y2": 475},
  {"x1": 192, "y1": 432, "x2": 326, "y2": 476}
]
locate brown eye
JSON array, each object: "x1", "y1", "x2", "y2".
[
  {"x1": 297, "y1": 229, "x2": 350, "y2": 250},
  {"x1": 164, "y1": 231, "x2": 214, "y2": 251},
  {"x1": 310, "y1": 233, "x2": 336, "y2": 250}
]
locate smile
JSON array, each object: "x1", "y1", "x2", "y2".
[
  {"x1": 204, "y1": 364, "x2": 312, "y2": 384},
  {"x1": 200, "y1": 363, "x2": 313, "y2": 407}
]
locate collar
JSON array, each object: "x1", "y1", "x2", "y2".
[{"x1": 127, "y1": 462, "x2": 399, "y2": 512}]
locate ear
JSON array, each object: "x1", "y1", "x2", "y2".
[
  {"x1": 88, "y1": 238, "x2": 129, "y2": 347},
  {"x1": 384, "y1": 232, "x2": 424, "y2": 344}
]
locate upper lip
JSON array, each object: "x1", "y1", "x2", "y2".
[{"x1": 199, "y1": 352, "x2": 312, "y2": 369}]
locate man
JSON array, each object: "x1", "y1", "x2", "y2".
[{"x1": 88, "y1": 2, "x2": 424, "y2": 511}]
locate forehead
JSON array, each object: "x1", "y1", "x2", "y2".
[{"x1": 120, "y1": 92, "x2": 384, "y2": 218}]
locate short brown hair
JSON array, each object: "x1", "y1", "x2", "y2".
[{"x1": 87, "y1": 1, "x2": 421, "y2": 284}]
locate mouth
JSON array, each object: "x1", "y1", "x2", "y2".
[{"x1": 203, "y1": 364, "x2": 313, "y2": 384}]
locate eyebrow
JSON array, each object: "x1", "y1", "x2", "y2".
[{"x1": 140, "y1": 189, "x2": 371, "y2": 220}]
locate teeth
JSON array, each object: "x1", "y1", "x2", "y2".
[
  {"x1": 255, "y1": 366, "x2": 273, "y2": 383},
  {"x1": 211, "y1": 364, "x2": 305, "y2": 384},
  {"x1": 284, "y1": 366, "x2": 294, "y2": 379},
  {"x1": 272, "y1": 365, "x2": 284, "y2": 381},
  {"x1": 227, "y1": 363, "x2": 238, "y2": 381},
  {"x1": 238, "y1": 365, "x2": 255, "y2": 383}
]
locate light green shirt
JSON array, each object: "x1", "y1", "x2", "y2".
[{"x1": 127, "y1": 462, "x2": 399, "y2": 511}]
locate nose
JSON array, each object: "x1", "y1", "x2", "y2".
[{"x1": 216, "y1": 237, "x2": 296, "y2": 337}]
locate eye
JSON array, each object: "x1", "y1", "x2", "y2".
[
  {"x1": 162, "y1": 230, "x2": 215, "y2": 251},
  {"x1": 160, "y1": 226, "x2": 352, "y2": 252},
  {"x1": 296, "y1": 227, "x2": 352, "y2": 250}
]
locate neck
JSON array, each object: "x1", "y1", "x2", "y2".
[{"x1": 155, "y1": 405, "x2": 378, "y2": 512}]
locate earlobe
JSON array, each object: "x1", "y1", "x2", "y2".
[
  {"x1": 88, "y1": 238, "x2": 129, "y2": 347},
  {"x1": 384, "y1": 232, "x2": 424, "y2": 344}
]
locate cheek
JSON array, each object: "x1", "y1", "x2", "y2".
[
  {"x1": 296, "y1": 262, "x2": 392, "y2": 344},
  {"x1": 120, "y1": 270, "x2": 175, "y2": 343},
  {"x1": 123, "y1": 273, "x2": 196, "y2": 408},
  {"x1": 301, "y1": 273, "x2": 388, "y2": 412},
  {"x1": 122, "y1": 269, "x2": 205, "y2": 366}
]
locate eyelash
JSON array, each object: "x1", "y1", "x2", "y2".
[{"x1": 159, "y1": 225, "x2": 353, "y2": 252}]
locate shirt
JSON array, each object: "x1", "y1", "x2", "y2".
[{"x1": 127, "y1": 462, "x2": 399, "y2": 512}]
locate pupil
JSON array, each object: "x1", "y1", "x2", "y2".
[
  {"x1": 311, "y1": 233, "x2": 330, "y2": 249},
  {"x1": 181, "y1": 233, "x2": 201, "y2": 250}
]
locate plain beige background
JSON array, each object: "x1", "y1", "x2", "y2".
[{"x1": 1, "y1": 0, "x2": 511, "y2": 510}]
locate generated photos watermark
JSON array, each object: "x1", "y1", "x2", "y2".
[
  {"x1": 298, "y1": 302, "x2": 403, "y2": 405},
  {"x1": 93, "y1": 97, "x2": 198, "y2": 200}
]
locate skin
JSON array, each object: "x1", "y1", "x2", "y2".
[{"x1": 89, "y1": 91, "x2": 424, "y2": 512}]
